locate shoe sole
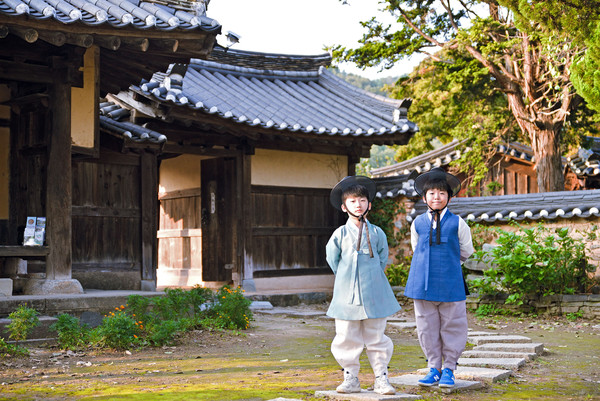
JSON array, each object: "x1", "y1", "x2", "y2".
[
  {"x1": 439, "y1": 384, "x2": 455, "y2": 388},
  {"x1": 418, "y1": 382, "x2": 439, "y2": 387}
]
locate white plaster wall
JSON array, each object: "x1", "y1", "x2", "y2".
[
  {"x1": 159, "y1": 154, "x2": 210, "y2": 194},
  {"x1": 251, "y1": 149, "x2": 347, "y2": 188},
  {"x1": 71, "y1": 47, "x2": 98, "y2": 149}
]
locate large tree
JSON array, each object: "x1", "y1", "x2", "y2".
[
  {"x1": 498, "y1": 1, "x2": 600, "y2": 114},
  {"x1": 331, "y1": 1, "x2": 584, "y2": 192}
]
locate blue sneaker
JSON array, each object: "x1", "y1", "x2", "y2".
[
  {"x1": 418, "y1": 368, "x2": 441, "y2": 387},
  {"x1": 439, "y1": 368, "x2": 455, "y2": 388}
]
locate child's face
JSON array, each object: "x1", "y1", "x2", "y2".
[
  {"x1": 341, "y1": 195, "x2": 371, "y2": 216},
  {"x1": 424, "y1": 188, "x2": 449, "y2": 210}
]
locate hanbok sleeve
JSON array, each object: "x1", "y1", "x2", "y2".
[
  {"x1": 325, "y1": 229, "x2": 342, "y2": 274},
  {"x1": 376, "y1": 226, "x2": 389, "y2": 271}
]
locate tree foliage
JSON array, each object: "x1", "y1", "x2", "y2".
[
  {"x1": 388, "y1": 46, "x2": 521, "y2": 188},
  {"x1": 498, "y1": 0, "x2": 600, "y2": 114},
  {"x1": 330, "y1": 0, "x2": 587, "y2": 192}
]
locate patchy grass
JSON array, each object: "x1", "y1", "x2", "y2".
[{"x1": 0, "y1": 307, "x2": 598, "y2": 401}]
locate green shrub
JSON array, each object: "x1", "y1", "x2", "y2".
[
  {"x1": 97, "y1": 306, "x2": 141, "y2": 350},
  {"x1": 474, "y1": 224, "x2": 596, "y2": 305},
  {"x1": 146, "y1": 319, "x2": 184, "y2": 347},
  {"x1": 205, "y1": 286, "x2": 252, "y2": 330},
  {"x1": 386, "y1": 263, "x2": 410, "y2": 286},
  {"x1": 0, "y1": 338, "x2": 28, "y2": 357},
  {"x1": 473, "y1": 303, "x2": 508, "y2": 317},
  {"x1": 6, "y1": 305, "x2": 39, "y2": 345},
  {"x1": 50, "y1": 314, "x2": 90, "y2": 350}
]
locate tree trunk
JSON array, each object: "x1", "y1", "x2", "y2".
[{"x1": 506, "y1": 93, "x2": 565, "y2": 192}]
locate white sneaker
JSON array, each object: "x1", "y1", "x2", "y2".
[
  {"x1": 373, "y1": 373, "x2": 396, "y2": 395},
  {"x1": 336, "y1": 370, "x2": 361, "y2": 393}
]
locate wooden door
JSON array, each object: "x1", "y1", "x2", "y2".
[{"x1": 201, "y1": 158, "x2": 235, "y2": 282}]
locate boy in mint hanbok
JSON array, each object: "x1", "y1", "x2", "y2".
[
  {"x1": 326, "y1": 175, "x2": 400, "y2": 395},
  {"x1": 406, "y1": 167, "x2": 474, "y2": 388}
]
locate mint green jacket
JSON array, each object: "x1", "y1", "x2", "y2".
[{"x1": 326, "y1": 219, "x2": 401, "y2": 320}]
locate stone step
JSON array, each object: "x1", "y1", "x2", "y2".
[
  {"x1": 462, "y1": 350, "x2": 538, "y2": 360},
  {"x1": 467, "y1": 330, "x2": 498, "y2": 336},
  {"x1": 388, "y1": 322, "x2": 417, "y2": 330},
  {"x1": 468, "y1": 334, "x2": 532, "y2": 345},
  {"x1": 389, "y1": 374, "x2": 483, "y2": 394},
  {"x1": 457, "y1": 357, "x2": 527, "y2": 370},
  {"x1": 473, "y1": 342, "x2": 544, "y2": 355},
  {"x1": 0, "y1": 315, "x2": 57, "y2": 342},
  {"x1": 416, "y1": 366, "x2": 512, "y2": 382},
  {"x1": 315, "y1": 390, "x2": 421, "y2": 400}
]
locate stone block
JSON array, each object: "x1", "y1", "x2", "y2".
[
  {"x1": 0, "y1": 278, "x2": 12, "y2": 297},
  {"x1": 473, "y1": 342, "x2": 544, "y2": 355},
  {"x1": 457, "y1": 357, "x2": 527, "y2": 370},
  {"x1": 461, "y1": 350, "x2": 537, "y2": 360},
  {"x1": 389, "y1": 373, "x2": 483, "y2": 393},
  {"x1": 314, "y1": 389, "x2": 421, "y2": 400},
  {"x1": 23, "y1": 279, "x2": 83, "y2": 295},
  {"x1": 467, "y1": 335, "x2": 532, "y2": 345},
  {"x1": 416, "y1": 366, "x2": 512, "y2": 382}
]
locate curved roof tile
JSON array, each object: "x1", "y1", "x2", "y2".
[
  {"x1": 406, "y1": 189, "x2": 600, "y2": 223},
  {"x1": 0, "y1": 0, "x2": 221, "y2": 32},
  {"x1": 131, "y1": 57, "x2": 417, "y2": 138}
]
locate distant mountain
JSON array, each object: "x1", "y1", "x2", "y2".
[{"x1": 329, "y1": 67, "x2": 398, "y2": 96}]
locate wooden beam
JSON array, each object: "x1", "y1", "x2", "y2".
[
  {"x1": 93, "y1": 35, "x2": 121, "y2": 51},
  {"x1": 150, "y1": 38, "x2": 178, "y2": 52},
  {"x1": 9, "y1": 26, "x2": 38, "y2": 43},
  {"x1": 65, "y1": 33, "x2": 93, "y2": 48},
  {"x1": 121, "y1": 37, "x2": 149, "y2": 52},
  {"x1": 0, "y1": 25, "x2": 10, "y2": 38},
  {"x1": 0, "y1": 59, "x2": 54, "y2": 83},
  {"x1": 38, "y1": 30, "x2": 66, "y2": 47},
  {"x1": 162, "y1": 143, "x2": 240, "y2": 157}
]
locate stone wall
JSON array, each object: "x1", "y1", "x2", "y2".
[
  {"x1": 394, "y1": 288, "x2": 600, "y2": 319},
  {"x1": 465, "y1": 293, "x2": 600, "y2": 320}
]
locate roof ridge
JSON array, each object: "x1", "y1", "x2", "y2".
[{"x1": 188, "y1": 58, "x2": 320, "y2": 80}]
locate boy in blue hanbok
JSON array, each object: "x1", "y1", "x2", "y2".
[
  {"x1": 326, "y1": 175, "x2": 401, "y2": 395},
  {"x1": 405, "y1": 167, "x2": 474, "y2": 388}
]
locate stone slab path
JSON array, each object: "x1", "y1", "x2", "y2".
[
  {"x1": 314, "y1": 390, "x2": 421, "y2": 400},
  {"x1": 252, "y1": 304, "x2": 547, "y2": 400}
]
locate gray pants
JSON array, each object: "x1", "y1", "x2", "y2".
[{"x1": 413, "y1": 299, "x2": 468, "y2": 371}]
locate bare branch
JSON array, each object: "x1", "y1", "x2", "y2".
[{"x1": 397, "y1": 6, "x2": 446, "y2": 48}]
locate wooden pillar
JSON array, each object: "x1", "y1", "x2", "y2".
[
  {"x1": 140, "y1": 151, "x2": 157, "y2": 290},
  {"x1": 46, "y1": 66, "x2": 72, "y2": 280},
  {"x1": 240, "y1": 145, "x2": 254, "y2": 291}
]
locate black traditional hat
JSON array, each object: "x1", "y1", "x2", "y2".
[
  {"x1": 414, "y1": 167, "x2": 461, "y2": 197},
  {"x1": 330, "y1": 175, "x2": 377, "y2": 211}
]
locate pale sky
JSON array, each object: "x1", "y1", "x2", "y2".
[{"x1": 207, "y1": 0, "x2": 421, "y2": 80}]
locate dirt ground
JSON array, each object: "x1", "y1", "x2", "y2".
[{"x1": 0, "y1": 303, "x2": 599, "y2": 401}]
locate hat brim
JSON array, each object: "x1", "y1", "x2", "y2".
[
  {"x1": 414, "y1": 168, "x2": 461, "y2": 197},
  {"x1": 330, "y1": 176, "x2": 377, "y2": 211}
]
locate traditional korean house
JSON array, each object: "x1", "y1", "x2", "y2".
[
  {"x1": 371, "y1": 139, "x2": 540, "y2": 197},
  {"x1": 0, "y1": 0, "x2": 221, "y2": 294},
  {"x1": 102, "y1": 47, "x2": 419, "y2": 293},
  {"x1": 371, "y1": 138, "x2": 600, "y2": 274}
]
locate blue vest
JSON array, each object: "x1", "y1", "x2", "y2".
[{"x1": 405, "y1": 211, "x2": 466, "y2": 302}]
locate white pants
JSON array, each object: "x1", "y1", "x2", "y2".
[
  {"x1": 331, "y1": 318, "x2": 393, "y2": 377},
  {"x1": 413, "y1": 299, "x2": 468, "y2": 371}
]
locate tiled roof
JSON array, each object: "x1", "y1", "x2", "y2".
[
  {"x1": 129, "y1": 54, "x2": 418, "y2": 138},
  {"x1": 567, "y1": 137, "x2": 600, "y2": 177},
  {"x1": 371, "y1": 140, "x2": 534, "y2": 178},
  {"x1": 407, "y1": 189, "x2": 600, "y2": 223},
  {"x1": 0, "y1": 0, "x2": 220, "y2": 32},
  {"x1": 99, "y1": 101, "x2": 166, "y2": 144}
]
